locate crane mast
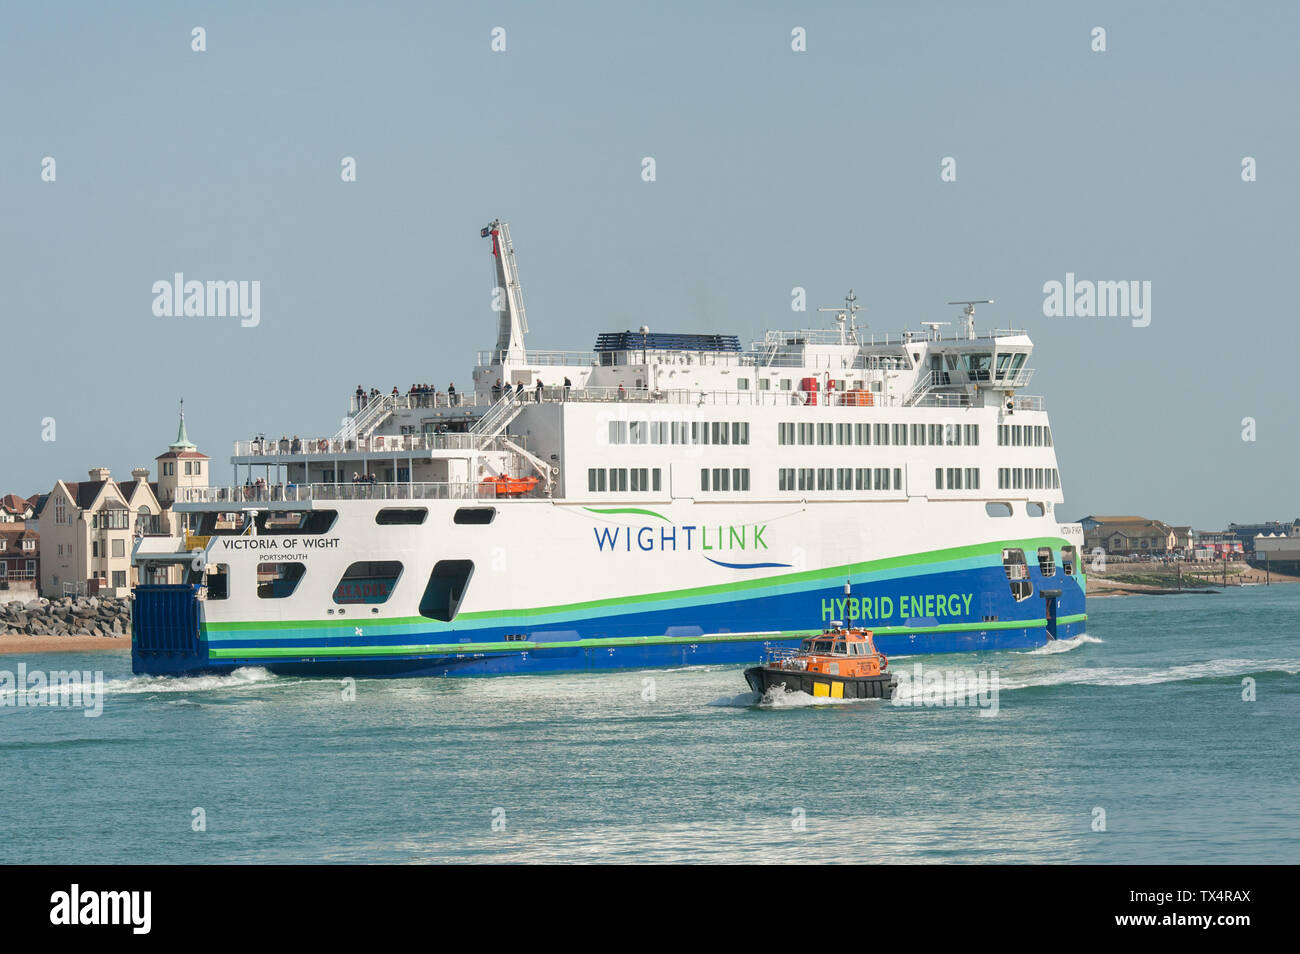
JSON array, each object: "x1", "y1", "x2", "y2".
[{"x1": 481, "y1": 219, "x2": 529, "y2": 364}]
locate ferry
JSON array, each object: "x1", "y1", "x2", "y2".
[{"x1": 131, "y1": 219, "x2": 1086, "y2": 677}]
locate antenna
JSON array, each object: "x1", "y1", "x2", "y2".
[
  {"x1": 946, "y1": 299, "x2": 994, "y2": 340},
  {"x1": 919, "y1": 321, "x2": 950, "y2": 341},
  {"x1": 818, "y1": 289, "x2": 864, "y2": 345}
]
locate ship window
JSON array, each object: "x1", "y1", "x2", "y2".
[
  {"x1": 1037, "y1": 547, "x2": 1056, "y2": 576},
  {"x1": 1026, "y1": 502, "x2": 1045, "y2": 516},
  {"x1": 811, "y1": 640, "x2": 833, "y2": 653},
  {"x1": 1003, "y1": 549, "x2": 1032, "y2": 601},
  {"x1": 216, "y1": 510, "x2": 337, "y2": 536},
  {"x1": 377, "y1": 508, "x2": 429, "y2": 525},
  {"x1": 1062, "y1": 546, "x2": 1076, "y2": 576},
  {"x1": 985, "y1": 502, "x2": 1013, "y2": 517},
  {"x1": 205, "y1": 564, "x2": 229, "y2": 600},
  {"x1": 833, "y1": 641, "x2": 846, "y2": 654},
  {"x1": 334, "y1": 561, "x2": 403, "y2": 604},
  {"x1": 453, "y1": 507, "x2": 496, "y2": 525},
  {"x1": 257, "y1": 562, "x2": 305, "y2": 599},
  {"x1": 419, "y1": 560, "x2": 474, "y2": 621}
]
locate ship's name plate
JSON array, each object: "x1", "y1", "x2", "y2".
[{"x1": 219, "y1": 537, "x2": 341, "y2": 550}]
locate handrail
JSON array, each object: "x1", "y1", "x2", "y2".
[
  {"x1": 175, "y1": 481, "x2": 531, "y2": 504},
  {"x1": 233, "y1": 433, "x2": 525, "y2": 457}
]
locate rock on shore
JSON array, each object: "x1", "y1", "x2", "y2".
[{"x1": 0, "y1": 596, "x2": 131, "y2": 638}]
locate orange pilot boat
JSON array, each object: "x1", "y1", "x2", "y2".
[{"x1": 744, "y1": 624, "x2": 897, "y2": 700}]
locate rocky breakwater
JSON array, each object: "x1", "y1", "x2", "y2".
[{"x1": 0, "y1": 596, "x2": 131, "y2": 638}]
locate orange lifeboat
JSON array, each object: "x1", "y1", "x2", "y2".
[{"x1": 480, "y1": 474, "x2": 539, "y2": 497}]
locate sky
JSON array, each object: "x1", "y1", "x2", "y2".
[{"x1": 2, "y1": 1, "x2": 1297, "y2": 528}]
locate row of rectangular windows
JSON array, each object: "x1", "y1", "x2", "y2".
[
  {"x1": 609, "y1": 421, "x2": 750, "y2": 446},
  {"x1": 701, "y1": 468, "x2": 751, "y2": 491},
  {"x1": 777, "y1": 422, "x2": 980, "y2": 447},
  {"x1": 997, "y1": 424, "x2": 1053, "y2": 447},
  {"x1": 997, "y1": 467, "x2": 1061, "y2": 490},
  {"x1": 778, "y1": 467, "x2": 904, "y2": 492},
  {"x1": 934, "y1": 468, "x2": 982, "y2": 490},
  {"x1": 588, "y1": 468, "x2": 663, "y2": 492},
  {"x1": 585, "y1": 466, "x2": 1057, "y2": 494}
]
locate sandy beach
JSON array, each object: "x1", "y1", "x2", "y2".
[{"x1": 0, "y1": 634, "x2": 131, "y2": 655}]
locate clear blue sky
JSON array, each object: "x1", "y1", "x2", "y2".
[{"x1": 3, "y1": 1, "x2": 1297, "y2": 527}]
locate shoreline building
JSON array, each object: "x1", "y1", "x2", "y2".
[
  {"x1": 1081, "y1": 516, "x2": 1177, "y2": 557},
  {"x1": 35, "y1": 406, "x2": 208, "y2": 597},
  {"x1": 0, "y1": 524, "x2": 40, "y2": 595}
]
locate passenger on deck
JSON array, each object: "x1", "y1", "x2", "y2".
[
  {"x1": 514, "y1": 381, "x2": 524, "y2": 401},
  {"x1": 563, "y1": 376, "x2": 572, "y2": 400},
  {"x1": 535, "y1": 379, "x2": 544, "y2": 402}
]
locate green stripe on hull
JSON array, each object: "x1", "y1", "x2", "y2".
[
  {"x1": 207, "y1": 614, "x2": 1089, "y2": 660},
  {"x1": 204, "y1": 535, "x2": 1078, "y2": 638}
]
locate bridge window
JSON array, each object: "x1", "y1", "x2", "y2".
[
  {"x1": 378, "y1": 508, "x2": 428, "y2": 525},
  {"x1": 257, "y1": 562, "x2": 305, "y2": 599},
  {"x1": 334, "y1": 561, "x2": 403, "y2": 604},
  {"x1": 420, "y1": 560, "x2": 474, "y2": 621}
]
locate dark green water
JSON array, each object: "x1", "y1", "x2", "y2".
[{"x1": 2, "y1": 587, "x2": 1296, "y2": 863}]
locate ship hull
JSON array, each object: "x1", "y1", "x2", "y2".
[
  {"x1": 132, "y1": 526, "x2": 1087, "y2": 677},
  {"x1": 743, "y1": 664, "x2": 897, "y2": 700}
]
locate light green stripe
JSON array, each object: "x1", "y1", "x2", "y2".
[
  {"x1": 207, "y1": 614, "x2": 1088, "y2": 660},
  {"x1": 583, "y1": 507, "x2": 671, "y2": 522}
]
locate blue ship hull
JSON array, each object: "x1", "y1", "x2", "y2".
[{"x1": 132, "y1": 560, "x2": 1087, "y2": 678}]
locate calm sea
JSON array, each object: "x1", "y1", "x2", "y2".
[{"x1": 3, "y1": 587, "x2": 1297, "y2": 863}]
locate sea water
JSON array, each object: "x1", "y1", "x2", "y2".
[{"x1": 2, "y1": 587, "x2": 1296, "y2": 863}]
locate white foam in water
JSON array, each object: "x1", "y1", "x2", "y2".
[
  {"x1": 760, "y1": 687, "x2": 877, "y2": 708},
  {"x1": 1019, "y1": 634, "x2": 1104, "y2": 655},
  {"x1": 707, "y1": 690, "x2": 761, "y2": 708},
  {"x1": 104, "y1": 666, "x2": 281, "y2": 695},
  {"x1": 999, "y1": 657, "x2": 1300, "y2": 691}
]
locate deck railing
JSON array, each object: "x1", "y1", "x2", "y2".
[
  {"x1": 176, "y1": 481, "x2": 520, "y2": 504},
  {"x1": 233, "y1": 433, "x2": 523, "y2": 457}
]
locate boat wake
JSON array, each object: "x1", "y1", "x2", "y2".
[
  {"x1": 104, "y1": 666, "x2": 283, "y2": 695},
  {"x1": 707, "y1": 690, "x2": 761, "y2": 708},
  {"x1": 1000, "y1": 657, "x2": 1300, "y2": 691},
  {"x1": 1018, "y1": 634, "x2": 1103, "y2": 655}
]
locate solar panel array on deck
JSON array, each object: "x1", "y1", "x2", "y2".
[{"x1": 594, "y1": 331, "x2": 741, "y2": 352}]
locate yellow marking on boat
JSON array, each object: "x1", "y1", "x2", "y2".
[
  {"x1": 813, "y1": 682, "x2": 830, "y2": 698},
  {"x1": 830, "y1": 681, "x2": 844, "y2": 699}
]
